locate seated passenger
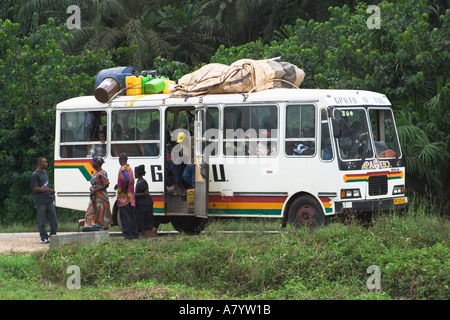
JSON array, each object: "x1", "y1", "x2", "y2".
[
  {"x1": 140, "y1": 120, "x2": 160, "y2": 156},
  {"x1": 293, "y1": 126, "x2": 315, "y2": 155},
  {"x1": 87, "y1": 132, "x2": 107, "y2": 158},
  {"x1": 256, "y1": 130, "x2": 276, "y2": 156}
]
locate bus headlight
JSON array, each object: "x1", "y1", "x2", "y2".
[
  {"x1": 341, "y1": 189, "x2": 361, "y2": 199},
  {"x1": 393, "y1": 185, "x2": 405, "y2": 195}
]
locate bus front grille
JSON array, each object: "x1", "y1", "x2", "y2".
[{"x1": 369, "y1": 175, "x2": 388, "y2": 196}]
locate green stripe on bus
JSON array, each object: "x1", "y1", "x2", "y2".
[
  {"x1": 208, "y1": 209, "x2": 282, "y2": 216},
  {"x1": 55, "y1": 165, "x2": 92, "y2": 181},
  {"x1": 153, "y1": 209, "x2": 281, "y2": 216}
]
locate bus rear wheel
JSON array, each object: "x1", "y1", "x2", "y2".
[
  {"x1": 171, "y1": 216, "x2": 207, "y2": 235},
  {"x1": 288, "y1": 195, "x2": 325, "y2": 229}
]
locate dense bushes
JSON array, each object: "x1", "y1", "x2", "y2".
[
  {"x1": 39, "y1": 213, "x2": 449, "y2": 299},
  {"x1": 211, "y1": 1, "x2": 449, "y2": 99},
  {"x1": 0, "y1": 17, "x2": 114, "y2": 224}
]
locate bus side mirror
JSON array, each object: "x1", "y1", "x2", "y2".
[{"x1": 332, "y1": 117, "x2": 342, "y2": 138}]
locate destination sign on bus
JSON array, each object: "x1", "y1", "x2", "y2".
[{"x1": 332, "y1": 95, "x2": 388, "y2": 105}]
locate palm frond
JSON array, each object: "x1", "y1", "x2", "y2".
[
  {"x1": 410, "y1": 140, "x2": 446, "y2": 164},
  {"x1": 123, "y1": 17, "x2": 151, "y2": 69},
  {"x1": 90, "y1": 0, "x2": 125, "y2": 27},
  {"x1": 426, "y1": 77, "x2": 450, "y2": 129},
  {"x1": 85, "y1": 26, "x2": 123, "y2": 51},
  {"x1": 395, "y1": 111, "x2": 428, "y2": 142},
  {"x1": 59, "y1": 26, "x2": 95, "y2": 54}
]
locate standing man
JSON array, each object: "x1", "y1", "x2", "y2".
[
  {"x1": 114, "y1": 153, "x2": 138, "y2": 239},
  {"x1": 31, "y1": 157, "x2": 58, "y2": 244}
]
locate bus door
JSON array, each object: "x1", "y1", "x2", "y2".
[
  {"x1": 193, "y1": 107, "x2": 209, "y2": 218},
  {"x1": 164, "y1": 106, "x2": 206, "y2": 216}
]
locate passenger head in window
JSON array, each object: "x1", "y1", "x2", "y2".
[
  {"x1": 293, "y1": 126, "x2": 315, "y2": 156},
  {"x1": 302, "y1": 126, "x2": 314, "y2": 138},
  {"x1": 99, "y1": 132, "x2": 106, "y2": 143},
  {"x1": 113, "y1": 123, "x2": 123, "y2": 140},
  {"x1": 149, "y1": 120, "x2": 160, "y2": 139}
]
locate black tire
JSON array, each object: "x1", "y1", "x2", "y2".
[
  {"x1": 288, "y1": 195, "x2": 325, "y2": 230},
  {"x1": 171, "y1": 217, "x2": 207, "y2": 235}
]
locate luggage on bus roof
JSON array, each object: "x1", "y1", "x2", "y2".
[{"x1": 170, "y1": 59, "x2": 305, "y2": 98}]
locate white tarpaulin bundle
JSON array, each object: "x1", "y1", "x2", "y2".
[{"x1": 171, "y1": 59, "x2": 305, "y2": 97}]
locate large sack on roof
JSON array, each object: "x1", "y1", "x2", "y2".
[
  {"x1": 172, "y1": 63, "x2": 227, "y2": 97},
  {"x1": 171, "y1": 59, "x2": 305, "y2": 97}
]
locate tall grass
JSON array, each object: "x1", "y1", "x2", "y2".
[{"x1": 1, "y1": 198, "x2": 448, "y2": 300}]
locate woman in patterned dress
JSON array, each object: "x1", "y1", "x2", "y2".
[{"x1": 83, "y1": 156, "x2": 111, "y2": 230}]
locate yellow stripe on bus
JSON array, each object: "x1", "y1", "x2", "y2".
[
  {"x1": 125, "y1": 94, "x2": 150, "y2": 107},
  {"x1": 209, "y1": 202, "x2": 284, "y2": 210}
]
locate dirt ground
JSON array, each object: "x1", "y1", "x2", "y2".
[
  {"x1": 0, "y1": 232, "x2": 51, "y2": 254},
  {"x1": 0, "y1": 231, "x2": 167, "y2": 254}
]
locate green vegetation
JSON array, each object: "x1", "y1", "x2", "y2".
[{"x1": 1, "y1": 205, "x2": 448, "y2": 300}]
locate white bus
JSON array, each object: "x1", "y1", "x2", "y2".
[{"x1": 54, "y1": 88, "x2": 407, "y2": 233}]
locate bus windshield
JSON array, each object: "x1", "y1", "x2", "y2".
[
  {"x1": 334, "y1": 107, "x2": 401, "y2": 163},
  {"x1": 368, "y1": 108, "x2": 401, "y2": 159},
  {"x1": 334, "y1": 108, "x2": 374, "y2": 161}
]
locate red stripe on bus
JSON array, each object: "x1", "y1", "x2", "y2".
[{"x1": 209, "y1": 195, "x2": 287, "y2": 203}]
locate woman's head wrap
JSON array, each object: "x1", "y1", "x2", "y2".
[
  {"x1": 135, "y1": 164, "x2": 146, "y2": 176},
  {"x1": 92, "y1": 156, "x2": 105, "y2": 165}
]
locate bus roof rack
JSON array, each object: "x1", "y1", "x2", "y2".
[{"x1": 243, "y1": 79, "x2": 300, "y2": 102}]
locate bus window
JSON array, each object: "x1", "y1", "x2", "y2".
[
  {"x1": 166, "y1": 108, "x2": 195, "y2": 139},
  {"x1": 285, "y1": 104, "x2": 316, "y2": 156},
  {"x1": 335, "y1": 108, "x2": 373, "y2": 160},
  {"x1": 320, "y1": 109, "x2": 333, "y2": 160},
  {"x1": 223, "y1": 105, "x2": 278, "y2": 156},
  {"x1": 60, "y1": 111, "x2": 107, "y2": 158},
  {"x1": 178, "y1": 110, "x2": 195, "y2": 134},
  {"x1": 111, "y1": 109, "x2": 160, "y2": 157},
  {"x1": 369, "y1": 108, "x2": 400, "y2": 159}
]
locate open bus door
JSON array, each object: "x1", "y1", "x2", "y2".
[
  {"x1": 164, "y1": 106, "x2": 208, "y2": 234},
  {"x1": 193, "y1": 107, "x2": 209, "y2": 219}
]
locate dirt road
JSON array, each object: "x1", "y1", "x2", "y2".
[
  {"x1": 0, "y1": 232, "x2": 50, "y2": 254},
  {"x1": 0, "y1": 232, "x2": 123, "y2": 253},
  {"x1": 0, "y1": 230, "x2": 272, "y2": 254},
  {"x1": 0, "y1": 231, "x2": 163, "y2": 254}
]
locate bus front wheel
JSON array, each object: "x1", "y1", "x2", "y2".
[{"x1": 288, "y1": 196, "x2": 325, "y2": 229}]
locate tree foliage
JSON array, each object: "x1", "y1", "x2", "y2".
[
  {"x1": 0, "y1": 16, "x2": 113, "y2": 223},
  {"x1": 5, "y1": 0, "x2": 406, "y2": 69},
  {"x1": 211, "y1": 1, "x2": 448, "y2": 97}
]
